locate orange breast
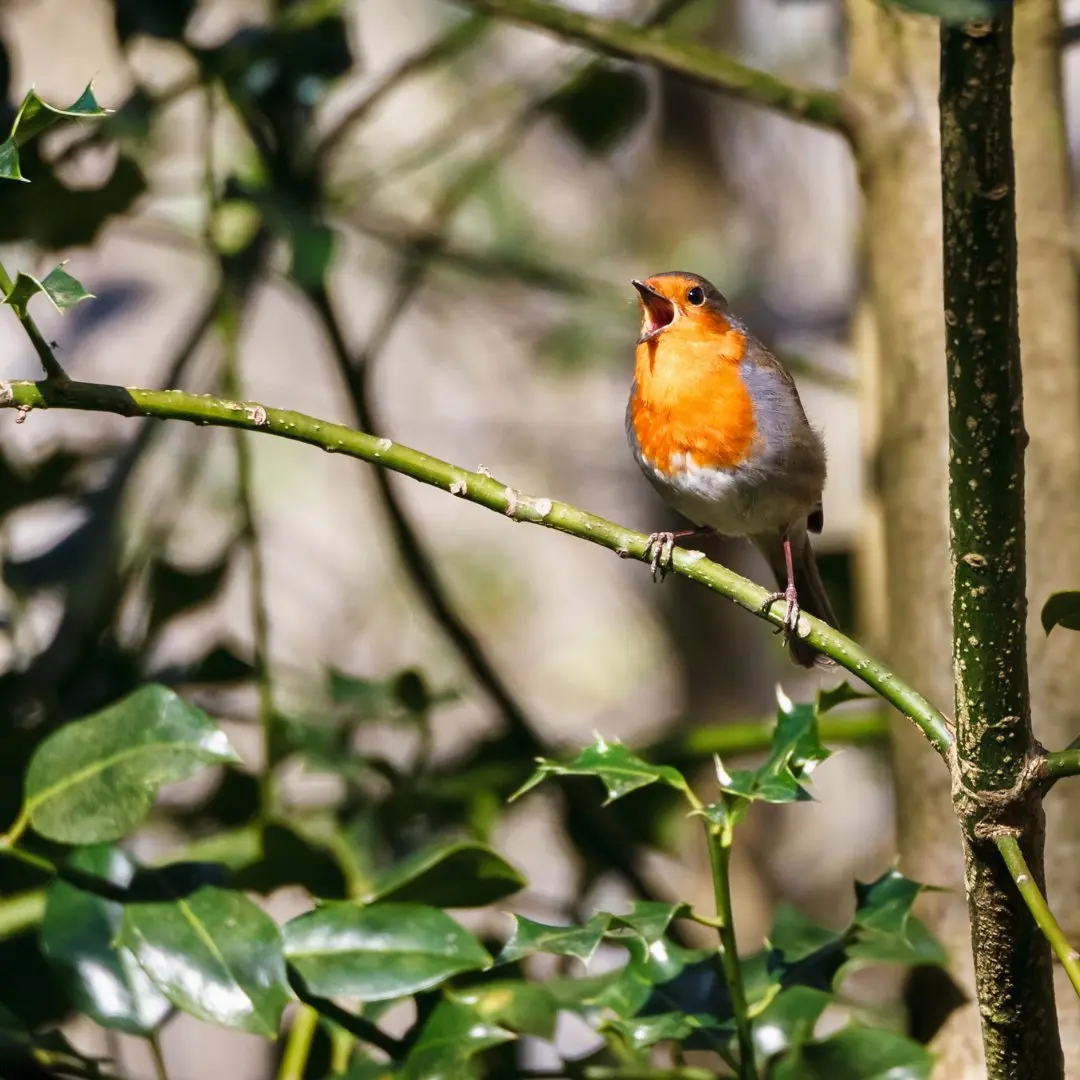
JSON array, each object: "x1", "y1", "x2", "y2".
[{"x1": 629, "y1": 314, "x2": 757, "y2": 474}]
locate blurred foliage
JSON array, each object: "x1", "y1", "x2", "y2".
[{"x1": 0, "y1": 1, "x2": 947, "y2": 1078}]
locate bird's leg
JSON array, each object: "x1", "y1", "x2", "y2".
[
  {"x1": 761, "y1": 536, "x2": 801, "y2": 640},
  {"x1": 643, "y1": 527, "x2": 713, "y2": 583}
]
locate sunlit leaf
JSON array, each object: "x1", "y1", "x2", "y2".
[
  {"x1": 121, "y1": 885, "x2": 291, "y2": 1036},
  {"x1": 2, "y1": 263, "x2": 94, "y2": 317},
  {"x1": 283, "y1": 903, "x2": 490, "y2": 1001},
  {"x1": 511, "y1": 736, "x2": 695, "y2": 805},
  {"x1": 0, "y1": 84, "x2": 107, "y2": 182},
  {"x1": 24, "y1": 684, "x2": 239, "y2": 844},
  {"x1": 607, "y1": 901, "x2": 690, "y2": 945},
  {"x1": 41, "y1": 845, "x2": 171, "y2": 1034},
  {"x1": 498, "y1": 912, "x2": 611, "y2": 965},
  {"x1": 601, "y1": 1010, "x2": 723, "y2": 1052},
  {"x1": 453, "y1": 981, "x2": 559, "y2": 1039},
  {"x1": 399, "y1": 1000, "x2": 514, "y2": 1080}
]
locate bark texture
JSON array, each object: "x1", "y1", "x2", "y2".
[
  {"x1": 940, "y1": 13, "x2": 1061, "y2": 1075},
  {"x1": 1011, "y1": 6, "x2": 1080, "y2": 1058},
  {"x1": 844, "y1": 8, "x2": 978, "y2": 1070}
]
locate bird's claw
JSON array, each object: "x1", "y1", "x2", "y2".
[
  {"x1": 762, "y1": 584, "x2": 801, "y2": 641},
  {"x1": 644, "y1": 531, "x2": 677, "y2": 583}
]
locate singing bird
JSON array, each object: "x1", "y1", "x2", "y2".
[{"x1": 626, "y1": 271, "x2": 837, "y2": 667}]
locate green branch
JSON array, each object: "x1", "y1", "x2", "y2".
[
  {"x1": 0, "y1": 377, "x2": 952, "y2": 755},
  {"x1": 446, "y1": 0, "x2": 851, "y2": 136},
  {"x1": 997, "y1": 834, "x2": 1080, "y2": 999},
  {"x1": 1042, "y1": 747, "x2": 1080, "y2": 785}
]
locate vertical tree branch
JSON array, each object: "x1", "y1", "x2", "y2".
[{"x1": 940, "y1": 12, "x2": 1062, "y2": 1076}]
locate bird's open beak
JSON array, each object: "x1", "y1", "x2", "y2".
[{"x1": 632, "y1": 279, "x2": 676, "y2": 343}]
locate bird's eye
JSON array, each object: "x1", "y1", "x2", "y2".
[{"x1": 687, "y1": 286, "x2": 705, "y2": 306}]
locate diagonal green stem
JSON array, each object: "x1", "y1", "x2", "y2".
[
  {"x1": 0, "y1": 259, "x2": 69, "y2": 381},
  {"x1": 997, "y1": 834, "x2": 1080, "y2": 998},
  {"x1": 705, "y1": 822, "x2": 756, "y2": 1080},
  {"x1": 0, "y1": 377, "x2": 953, "y2": 755}
]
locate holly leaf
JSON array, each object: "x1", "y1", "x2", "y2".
[
  {"x1": 511, "y1": 736, "x2": 695, "y2": 805},
  {"x1": 399, "y1": 1000, "x2": 514, "y2": 1080},
  {"x1": 0, "y1": 84, "x2": 106, "y2": 182},
  {"x1": 498, "y1": 913, "x2": 611, "y2": 965},
  {"x1": 2, "y1": 263, "x2": 94, "y2": 317},
  {"x1": 772, "y1": 1021, "x2": 933, "y2": 1080}
]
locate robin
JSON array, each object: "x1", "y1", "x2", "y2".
[{"x1": 626, "y1": 271, "x2": 837, "y2": 668}]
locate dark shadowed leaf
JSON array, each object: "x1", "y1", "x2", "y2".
[
  {"x1": 24, "y1": 684, "x2": 238, "y2": 843},
  {"x1": 0, "y1": 1004, "x2": 115, "y2": 1079},
  {"x1": 772, "y1": 1021, "x2": 933, "y2": 1080},
  {"x1": 121, "y1": 885, "x2": 291, "y2": 1036},
  {"x1": 148, "y1": 554, "x2": 232, "y2": 632},
  {"x1": 41, "y1": 845, "x2": 171, "y2": 1034},
  {"x1": 884, "y1": 0, "x2": 1010, "y2": 20},
  {"x1": 233, "y1": 823, "x2": 348, "y2": 899},
  {"x1": 115, "y1": 0, "x2": 197, "y2": 42},
  {"x1": 283, "y1": 903, "x2": 490, "y2": 1001},
  {"x1": 2, "y1": 264, "x2": 94, "y2": 317},
  {"x1": 548, "y1": 66, "x2": 648, "y2": 155},
  {"x1": 816, "y1": 681, "x2": 874, "y2": 713},
  {"x1": 512, "y1": 736, "x2": 694, "y2": 805},
  {"x1": 399, "y1": 1000, "x2": 514, "y2": 1080},
  {"x1": 498, "y1": 912, "x2": 611, "y2": 965},
  {"x1": 1041, "y1": 591, "x2": 1080, "y2": 635},
  {"x1": 362, "y1": 839, "x2": 525, "y2": 908}
]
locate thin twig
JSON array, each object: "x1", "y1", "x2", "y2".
[
  {"x1": 0, "y1": 377, "x2": 954, "y2": 754},
  {"x1": 997, "y1": 833, "x2": 1080, "y2": 999},
  {"x1": 446, "y1": 0, "x2": 850, "y2": 136},
  {"x1": 148, "y1": 1032, "x2": 169, "y2": 1080}
]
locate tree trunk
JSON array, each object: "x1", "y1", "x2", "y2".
[{"x1": 847, "y1": 1, "x2": 1080, "y2": 1073}]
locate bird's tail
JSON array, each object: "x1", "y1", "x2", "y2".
[{"x1": 757, "y1": 531, "x2": 838, "y2": 669}]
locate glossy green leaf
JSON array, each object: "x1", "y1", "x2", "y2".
[
  {"x1": 772, "y1": 1021, "x2": 933, "y2": 1080},
  {"x1": 1041, "y1": 591, "x2": 1080, "y2": 635},
  {"x1": 453, "y1": 981, "x2": 559, "y2": 1039},
  {"x1": 884, "y1": 0, "x2": 1008, "y2": 20},
  {"x1": 0, "y1": 84, "x2": 106, "y2": 182},
  {"x1": 768, "y1": 905, "x2": 842, "y2": 962},
  {"x1": 283, "y1": 902, "x2": 491, "y2": 1001},
  {"x1": 363, "y1": 839, "x2": 525, "y2": 908},
  {"x1": 121, "y1": 885, "x2": 291, "y2": 1036},
  {"x1": 601, "y1": 1010, "x2": 722, "y2": 1052},
  {"x1": 511, "y1": 736, "x2": 694, "y2": 805},
  {"x1": 23, "y1": 684, "x2": 238, "y2": 843},
  {"x1": 498, "y1": 912, "x2": 611, "y2": 965},
  {"x1": 3, "y1": 264, "x2": 94, "y2": 317},
  {"x1": 42, "y1": 845, "x2": 170, "y2": 1034},
  {"x1": 399, "y1": 1000, "x2": 514, "y2": 1080}
]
